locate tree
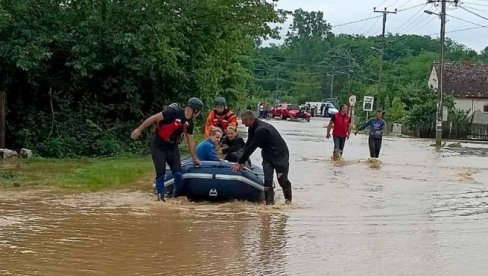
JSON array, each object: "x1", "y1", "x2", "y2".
[
  {"x1": 386, "y1": 96, "x2": 405, "y2": 123},
  {"x1": 0, "y1": 0, "x2": 282, "y2": 156}
]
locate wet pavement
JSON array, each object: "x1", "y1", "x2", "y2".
[{"x1": 1, "y1": 117, "x2": 488, "y2": 275}]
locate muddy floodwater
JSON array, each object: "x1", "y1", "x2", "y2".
[{"x1": 1, "y1": 117, "x2": 488, "y2": 275}]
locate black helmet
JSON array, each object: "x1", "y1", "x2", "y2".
[
  {"x1": 213, "y1": 96, "x2": 226, "y2": 107},
  {"x1": 187, "y1": 97, "x2": 203, "y2": 112}
]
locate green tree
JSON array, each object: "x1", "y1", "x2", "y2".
[
  {"x1": 0, "y1": 0, "x2": 282, "y2": 156},
  {"x1": 386, "y1": 96, "x2": 405, "y2": 123}
]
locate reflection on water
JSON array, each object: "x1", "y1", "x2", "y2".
[{"x1": 2, "y1": 118, "x2": 488, "y2": 275}]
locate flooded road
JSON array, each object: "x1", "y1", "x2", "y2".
[{"x1": 2, "y1": 117, "x2": 488, "y2": 275}]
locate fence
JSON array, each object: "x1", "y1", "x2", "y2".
[{"x1": 398, "y1": 121, "x2": 488, "y2": 141}]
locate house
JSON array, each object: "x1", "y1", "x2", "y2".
[
  {"x1": 428, "y1": 61, "x2": 488, "y2": 129},
  {"x1": 428, "y1": 61, "x2": 488, "y2": 114}
]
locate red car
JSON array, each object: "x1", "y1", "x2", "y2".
[
  {"x1": 271, "y1": 103, "x2": 300, "y2": 119},
  {"x1": 288, "y1": 106, "x2": 311, "y2": 122}
]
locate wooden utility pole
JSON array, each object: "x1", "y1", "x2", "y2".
[
  {"x1": 374, "y1": 7, "x2": 397, "y2": 110},
  {"x1": 436, "y1": 0, "x2": 447, "y2": 150},
  {"x1": 0, "y1": 91, "x2": 6, "y2": 149},
  {"x1": 425, "y1": 0, "x2": 459, "y2": 150}
]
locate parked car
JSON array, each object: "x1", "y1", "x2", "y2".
[
  {"x1": 271, "y1": 103, "x2": 300, "y2": 119},
  {"x1": 288, "y1": 105, "x2": 311, "y2": 122},
  {"x1": 322, "y1": 102, "x2": 339, "y2": 118}
]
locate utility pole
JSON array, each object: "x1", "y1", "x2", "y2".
[
  {"x1": 327, "y1": 64, "x2": 336, "y2": 101},
  {"x1": 374, "y1": 7, "x2": 397, "y2": 110},
  {"x1": 437, "y1": 0, "x2": 447, "y2": 151},
  {"x1": 329, "y1": 74, "x2": 334, "y2": 99},
  {"x1": 275, "y1": 69, "x2": 279, "y2": 103},
  {"x1": 0, "y1": 91, "x2": 5, "y2": 149},
  {"x1": 425, "y1": 0, "x2": 458, "y2": 150}
]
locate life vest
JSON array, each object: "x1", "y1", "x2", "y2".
[
  {"x1": 212, "y1": 110, "x2": 236, "y2": 131},
  {"x1": 157, "y1": 118, "x2": 189, "y2": 144}
]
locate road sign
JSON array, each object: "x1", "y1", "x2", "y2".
[
  {"x1": 363, "y1": 96, "x2": 374, "y2": 112},
  {"x1": 442, "y1": 106, "x2": 448, "y2": 122},
  {"x1": 349, "y1": 95, "x2": 357, "y2": 106}
]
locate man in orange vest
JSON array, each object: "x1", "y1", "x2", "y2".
[{"x1": 204, "y1": 97, "x2": 237, "y2": 138}]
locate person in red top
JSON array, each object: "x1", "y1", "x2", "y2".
[
  {"x1": 204, "y1": 97, "x2": 237, "y2": 138},
  {"x1": 326, "y1": 104, "x2": 351, "y2": 158}
]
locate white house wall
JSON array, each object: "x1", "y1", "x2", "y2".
[{"x1": 454, "y1": 98, "x2": 488, "y2": 114}]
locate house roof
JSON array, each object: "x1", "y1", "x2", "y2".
[{"x1": 434, "y1": 62, "x2": 488, "y2": 98}]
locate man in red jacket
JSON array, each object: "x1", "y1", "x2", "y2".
[{"x1": 326, "y1": 104, "x2": 351, "y2": 159}]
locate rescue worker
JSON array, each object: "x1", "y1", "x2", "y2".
[
  {"x1": 130, "y1": 97, "x2": 203, "y2": 201},
  {"x1": 326, "y1": 104, "x2": 351, "y2": 158},
  {"x1": 204, "y1": 97, "x2": 237, "y2": 138},
  {"x1": 231, "y1": 110, "x2": 292, "y2": 205},
  {"x1": 355, "y1": 110, "x2": 386, "y2": 158}
]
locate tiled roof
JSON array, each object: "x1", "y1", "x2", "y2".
[{"x1": 435, "y1": 62, "x2": 488, "y2": 98}]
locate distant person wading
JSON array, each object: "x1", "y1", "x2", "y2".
[
  {"x1": 326, "y1": 104, "x2": 352, "y2": 158},
  {"x1": 355, "y1": 110, "x2": 386, "y2": 158}
]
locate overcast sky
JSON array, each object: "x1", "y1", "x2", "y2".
[{"x1": 268, "y1": 0, "x2": 488, "y2": 52}]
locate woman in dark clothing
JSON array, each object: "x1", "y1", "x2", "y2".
[{"x1": 219, "y1": 126, "x2": 245, "y2": 162}]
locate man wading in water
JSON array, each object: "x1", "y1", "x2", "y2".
[
  {"x1": 355, "y1": 110, "x2": 386, "y2": 159},
  {"x1": 231, "y1": 110, "x2": 292, "y2": 205},
  {"x1": 326, "y1": 104, "x2": 351, "y2": 159}
]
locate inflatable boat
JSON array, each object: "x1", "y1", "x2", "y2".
[{"x1": 164, "y1": 158, "x2": 265, "y2": 202}]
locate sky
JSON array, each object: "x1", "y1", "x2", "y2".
[{"x1": 267, "y1": 0, "x2": 488, "y2": 52}]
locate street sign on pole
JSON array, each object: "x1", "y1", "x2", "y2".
[
  {"x1": 349, "y1": 95, "x2": 357, "y2": 106},
  {"x1": 442, "y1": 106, "x2": 448, "y2": 122},
  {"x1": 363, "y1": 96, "x2": 374, "y2": 112}
]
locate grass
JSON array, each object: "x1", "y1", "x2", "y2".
[{"x1": 0, "y1": 154, "x2": 155, "y2": 191}]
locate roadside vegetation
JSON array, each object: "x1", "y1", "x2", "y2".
[
  {"x1": 1, "y1": 2, "x2": 485, "y2": 160},
  {"x1": 0, "y1": 154, "x2": 154, "y2": 191}
]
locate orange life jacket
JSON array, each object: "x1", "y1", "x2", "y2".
[{"x1": 205, "y1": 109, "x2": 237, "y2": 138}]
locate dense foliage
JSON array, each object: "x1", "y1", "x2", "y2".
[
  {"x1": 1, "y1": 3, "x2": 483, "y2": 156},
  {"x1": 0, "y1": 0, "x2": 282, "y2": 157}
]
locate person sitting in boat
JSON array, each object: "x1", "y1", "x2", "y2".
[
  {"x1": 218, "y1": 125, "x2": 245, "y2": 163},
  {"x1": 196, "y1": 128, "x2": 223, "y2": 161},
  {"x1": 204, "y1": 96, "x2": 237, "y2": 138}
]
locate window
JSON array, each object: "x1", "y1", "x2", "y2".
[{"x1": 484, "y1": 105, "x2": 488, "y2": 113}]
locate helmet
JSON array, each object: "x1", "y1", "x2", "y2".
[
  {"x1": 213, "y1": 96, "x2": 226, "y2": 107},
  {"x1": 187, "y1": 97, "x2": 203, "y2": 112}
]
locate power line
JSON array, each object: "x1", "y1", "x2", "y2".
[
  {"x1": 397, "y1": 0, "x2": 414, "y2": 9},
  {"x1": 333, "y1": 15, "x2": 382, "y2": 28},
  {"x1": 332, "y1": 3, "x2": 426, "y2": 28},
  {"x1": 447, "y1": 12, "x2": 488, "y2": 27},
  {"x1": 362, "y1": 16, "x2": 383, "y2": 36},
  {"x1": 463, "y1": 1, "x2": 488, "y2": 7},
  {"x1": 427, "y1": 25, "x2": 488, "y2": 35},
  {"x1": 393, "y1": 4, "x2": 427, "y2": 33},
  {"x1": 461, "y1": 3, "x2": 488, "y2": 12},
  {"x1": 459, "y1": 5, "x2": 488, "y2": 21},
  {"x1": 389, "y1": 0, "x2": 404, "y2": 7},
  {"x1": 410, "y1": 14, "x2": 437, "y2": 32},
  {"x1": 402, "y1": 12, "x2": 430, "y2": 33}
]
